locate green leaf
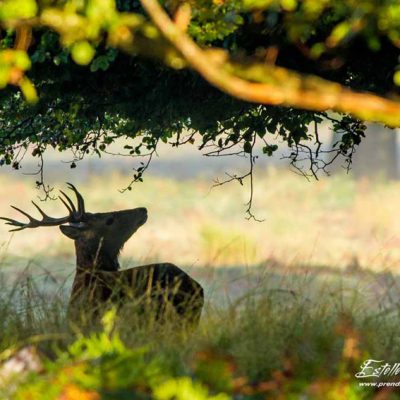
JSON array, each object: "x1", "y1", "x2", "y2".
[
  {"x1": 243, "y1": 141, "x2": 252, "y2": 153},
  {"x1": 90, "y1": 55, "x2": 110, "y2": 72}
]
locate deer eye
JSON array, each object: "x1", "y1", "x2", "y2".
[{"x1": 105, "y1": 217, "x2": 114, "y2": 226}]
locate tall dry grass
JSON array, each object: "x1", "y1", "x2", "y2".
[{"x1": 1, "y1": 264, "x2": 400, "y2": 399}]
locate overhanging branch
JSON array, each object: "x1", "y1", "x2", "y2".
[{"x1": 139, "y1": 0, "x2": 400, "y2": 128}]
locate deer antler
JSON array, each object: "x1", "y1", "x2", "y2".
[{"x1": 0, "y1": 183, "x2": 86, "y2": 232}]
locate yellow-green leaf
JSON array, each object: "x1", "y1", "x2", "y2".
[
  {"x1": 281, "y1": 0, "x2": 297, "y2": 12},
  {"x1": 71, "y1": 41, "x2": 95, "y2": 65},
  {"x1": 393, "y1": 70, "x2": 400, "y2": 86},
  {"x1": 328, "y1": 21, "x2": 351, "y2": 47},
  {"x1": 14, "y1": 51, "x2": 32, "y2": 71},
  {"x1": 20, "y1": 77, "x2": 38, "y2": 103},
  {"x1": 0, "y1": 0, "x2": 37, "y2": 20},
  {"x1": 0, "y1": 66, "x2": 10, "y2": 88}
]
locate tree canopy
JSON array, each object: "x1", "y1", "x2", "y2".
[{"x1": 0, "y1": 0, "x2": 400, "y2": 205}]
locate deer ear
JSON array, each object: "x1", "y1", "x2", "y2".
[{"x1": 60, "y1": 225, "x2": 81, "y2": 240}]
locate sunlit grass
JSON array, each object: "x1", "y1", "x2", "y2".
[{"x1": 1, "y1": 169, "x2": 400, "y2": 271}]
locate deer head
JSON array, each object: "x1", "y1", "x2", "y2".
[{"x1": 0, "y1": 183, "x2": 148, "y2": 271}]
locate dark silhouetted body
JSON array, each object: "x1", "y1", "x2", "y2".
[{"x1": 1, "y1": 183, "x2": 204, "y2": 325}]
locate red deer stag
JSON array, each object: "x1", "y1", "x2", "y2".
[{"x1": 1, "y1": 184, "x2": 204, "y2": 324}]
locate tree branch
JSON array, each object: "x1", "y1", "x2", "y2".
[{"x1": 139, "y1": 0, "x2": 400, "y2": 127}]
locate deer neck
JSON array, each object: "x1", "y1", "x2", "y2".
[{"x1": 74, "y1": 238, "x2": 120, "y2": 273}]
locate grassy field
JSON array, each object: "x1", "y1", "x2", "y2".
[
  {"x1": 1, "y1": 170, "x2": 400, "y2": 398},
  {"x1": 2, "y1": 168, "x2": 400, "y2": 271}
]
